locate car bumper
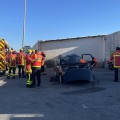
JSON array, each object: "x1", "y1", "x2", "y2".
[{"x1": 62, "y1": 68, "x2": 94, "y2": 83}]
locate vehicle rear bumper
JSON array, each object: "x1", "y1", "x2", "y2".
[{"x1": 62, "y1": 68, "x2": 94, "y2": 83}]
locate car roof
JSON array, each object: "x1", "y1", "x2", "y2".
[{"x1": 59, "y1": 54, "x2": 80, "y2": 59}]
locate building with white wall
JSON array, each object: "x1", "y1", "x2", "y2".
[{"x1": 32, "y1": 31, "x2": 120, "y2": 67}]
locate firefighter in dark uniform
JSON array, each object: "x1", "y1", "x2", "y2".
[{"x1": 109, "y1": 47, "x2": 120, "y2": 82}]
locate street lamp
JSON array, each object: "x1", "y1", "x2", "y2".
[{"x1": 22, "y1": 0, "x2": 26, "y2": 49}]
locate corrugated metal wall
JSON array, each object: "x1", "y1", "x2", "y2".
[{"x1": 105, "y1": 31, "x2": 120, "y2": 61}]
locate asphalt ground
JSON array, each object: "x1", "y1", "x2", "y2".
[{"x1": 0, "y1": 68, "x2": 120, "y2": 120}]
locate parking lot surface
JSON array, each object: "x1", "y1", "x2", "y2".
[{"x1": 0, "y1": 68, "x2": 120, "y2": 120}]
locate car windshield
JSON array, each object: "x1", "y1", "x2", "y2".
[{"x1": 60, "y1": 55, "x2": 80, "y2": 65}]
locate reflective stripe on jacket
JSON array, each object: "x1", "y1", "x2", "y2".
[
  {"x1": 31, "y1": 52, "x2": 43, "y2": 67},
  {"x1": 110, "y1": 50, "x2": 120, "y2": 68},
  {"x1": 17, "y1": 52, "x2": 26, "y2": 65},
  {"x1": 9, "y1": 54, "x2": 17, "y2": 67},
  {"x1": 25, "y1": 54, "x2": 33, "y2": 73},
  {"x1": 41, "y1": 57, "x2": 45, "y2": 66}
]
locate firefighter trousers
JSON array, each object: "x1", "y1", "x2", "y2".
[
  {"x1": 18, "y1": 65, "x2": 25, "y2": 78},
  {"x1": 8, "y1": 67, "x2": 16, "y2": 78},
  {"x1": 31, "y1": 67, "x2": 41, "y2": 87},
  {"x1": 114, "y1": 68, "x2": 118, "y2": 82}
]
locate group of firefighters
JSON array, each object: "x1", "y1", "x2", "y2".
[
  {"x1": 6, "y1": 48, "x2": 46, "y2": 88},
  {"x1": 1, "y1": 38, "x2": 120, "y2": 87}
]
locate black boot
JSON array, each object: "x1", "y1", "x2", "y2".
[
  {"x1": 19, "y1": 74, "x2": 21, "y2": 78},
  {"x1": 22, "y1": 75, "x2": 26, "y2": 78},
  {"x1": 12, "y1": 76, "x2": 15, "y2": 79},
  {"x1": 7, "y1": 76, "x2": 10, "y2": 79}
]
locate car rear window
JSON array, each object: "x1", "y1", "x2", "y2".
[{"x1": 60, "y1": 55, "x2": 80, "y2": 65}]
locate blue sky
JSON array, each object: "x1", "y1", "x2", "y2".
[{"x1": 0, "y1": 0, "x2": 120, "y2": 51}]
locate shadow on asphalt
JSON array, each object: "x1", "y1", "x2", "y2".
[
  {"x1": 62, "y1": 87, "x2": 106, "y2": 95},
  {"x1": 50, "y1": 77, "x2": 94, "y2": 87}
]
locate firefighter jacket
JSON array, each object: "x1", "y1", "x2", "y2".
[
  {"x1": 41, "y1": 52, "x2": 46, "y2": 66},
  {"x1": 17, "y1": 52, "x2": 26, "y2": 66},
  {"x1": 41, "y1": 56, "x2": 45, "y2": 66},
  {"x1": 31, "y1": 52, "x2": 43, "y2": 68},
  {"x1": 109, "y1": 50, "x2": 120, "y2": 68},
  {"x1": 9, "y1": 53, "x2": 17, "y2": 67},
  {"x1": 110, "y1": 50, "x2": 120, "y2": 61},
  {"x1": 25, "y1": 54, "x2": 33, "y2": 73}
]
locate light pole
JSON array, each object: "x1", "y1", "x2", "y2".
[{"x1": 22, "y1": 0, "x2": 26, "y2": 49}]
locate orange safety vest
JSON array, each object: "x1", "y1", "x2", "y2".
[
  {"x1": 31, "y1": 52, "x2": 43, "y2": 67},
  {"x1": 17, "y1": 52, "x2": 26, "y2": 65}
]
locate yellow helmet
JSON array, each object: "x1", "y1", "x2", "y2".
[
  {"x1": 20, "y1": 48, "x2": 23, "y2": 51},
  {"x1": 32, "y1": 50, "x2": 35, "y2": 53},
  {"x1": 27, "y1": 49, "x2": 32, "y2": 53},
  {"x1": 9, "y1": 50, "x2": 12, "y2": 53}
]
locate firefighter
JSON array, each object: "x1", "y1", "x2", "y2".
[
  {"x1": 109, "y1": 47, "x2": 120, "y2": 82},
  {"x1": 17, "y1": 48, "x2": 26, "y2": 78},
  {"x1": 5, "y1": 51, "x2": 9, "y2": 71},
  {"x1": 90, "y1": 56, "x2": 97, "y2": 70},
  {"x1": 6, "y1": 50, "x2": 13, "y2": 71},
  {"x1": 31, "y1": 50, "x2": 43, "y2": 87},
  {"x1": 7, "y1": 50, "x2": 17, "y2": 79},
  {"x1": 25, "y1": 49, "x2": 33, "y2": 87},
  {"x1": 31, "y1": 49, "x2": 35, "y2": 69},
  {"x1": 41, "y1": 51, "x2": 46, "y2": 75}
]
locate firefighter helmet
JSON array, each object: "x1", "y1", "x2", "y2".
[
  {"x1": 32, "y1": 50, "x2": 35, "y2": 53},
  {"x1": 41, "y1": 51, "x2": 45, "y2": 55},
  {"x1": 27, "y1": 49, "x2": 32, "y2": 53},
  {"x1": 9, "y1": 50, "x2": 12, "y2": 53},
  {"x1": 20, "y1": 48, "x2": 23, "y2": 51}
]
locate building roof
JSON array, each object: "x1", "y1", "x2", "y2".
[{"x1": 38, "y1": 35, "x2": 106, "y2": 43}]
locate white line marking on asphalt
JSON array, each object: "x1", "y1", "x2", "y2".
[
  {"x1": 82, "y1": 104, "x2": 88, "y2": 109},
  {"x1": 0, "y1": 114, "x2": 45, "y2": 119},
  {"x1": 81, "y1": 104, "x2": 120, "y2": 109},
  {"x1": 0, "y1": 80, "x2": 6, "y2": 86},
  {"x1": 89, "y1": 104, "x2": 120, "y2": 109}
]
